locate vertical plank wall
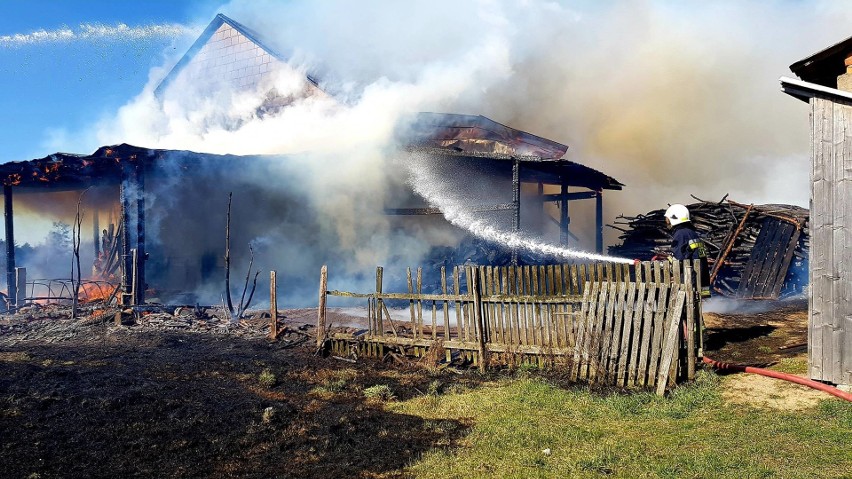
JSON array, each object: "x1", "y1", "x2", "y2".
[{"x1": 810, "y1": 96, "x2": 852, "y2": 386}]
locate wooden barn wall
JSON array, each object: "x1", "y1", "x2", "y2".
[{"x1": 810, "y1": 95, "x2": 852, "y2": 386}]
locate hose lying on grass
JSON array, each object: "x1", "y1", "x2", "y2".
[{"x1": 702, "y1": 356, "x2": 852, "y2": 402}]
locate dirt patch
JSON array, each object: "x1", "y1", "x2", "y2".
[
  {"x1": 701, "y1": 298, "x2": 837, "y2": 410},
  {"x1": 720, "y1": 359, "x2": 826, "y2": 411},
  {"x1": 703, "y1": 298, "x2": 808, "y2": 365}
]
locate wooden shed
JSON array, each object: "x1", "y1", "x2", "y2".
[{"x1": 782, "y1": 35, "x2": 852, "y2": 388}]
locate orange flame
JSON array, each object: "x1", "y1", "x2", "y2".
[{"x1": 78, "y1": 282, "x2": 119, "y2": 304}]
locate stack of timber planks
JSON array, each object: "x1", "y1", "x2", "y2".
[{"x1": 608, "y1": 198, "x2": 809, "y2": 299}]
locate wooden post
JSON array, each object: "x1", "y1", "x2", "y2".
[
  {"x1": 407, "y1": 267, "x2": 416, "y2": 338},
  {"x1": 316, "y1": 265, "x2": 328, "y2": 348},
  {"x1": 694, "y1": 258, "x2": 705, "y2": 358},
  {"x1": 441, "y1": 266, "x2": 449, "y2": 340},
  {"x1": 684, "y1": 261, "x2": 696, "y2": 380},
  {"x1": 595, "y1": 189, "x2": 603, "y2": 254},
  {"x1": 471, "y1": 267, "x2": 488, "y2": 372},
  {"x1": 269, "y1": 270, "x2": 278, "y2": 339},
  {"x1": 134, "y1": 160, "x2": 146, "y2": 305},
  {"x1": 15, "y1": 267, "x2": 25, "y2": 307},
  {"x1": 560, "y1": 181, "x2": 569, "y2": 245},
  {"x1": 376, "y1": 266, "x2": 384, "y2": 336},
  {"x1": 93, "y1": 205, "x2": 100, "y2": 260},
  {"x1": 119, "y1": 177, "x2": 132, "y2": 305},
  {"x1": 512, "y1": 158, "x2": 520, "y2": 265},
  {"x1": 130, "y1": 249, "x2": 138, "y2": 305},
  {"x1": 4, "y1": 184, "x2": 15, "y2": 305}
]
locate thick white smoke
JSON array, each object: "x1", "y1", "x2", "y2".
[
  {"x1": 95, "y1": 1, "x2": 852, "y2": 242},
  {"x1": 18, "y1": 1, "x2": 852, "y2": 300}
]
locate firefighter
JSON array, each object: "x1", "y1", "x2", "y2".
[{"x1": 661, "y1": 204, "x2": 711, "y2": 298}]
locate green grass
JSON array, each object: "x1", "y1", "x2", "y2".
[
  {"x1": 389, "y1": 371, "x2": 852, "y2": 478},
  {"x1": 772, "y1": 357, "x2": 809, "y2": 375},
  {"x1": 363, "y1": 384, "x2": 395, "y2": 401},
  {"x1": 257, "y1": 369, "x2": 276, "y2": 389}
]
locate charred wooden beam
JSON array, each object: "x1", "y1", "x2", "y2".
[
  {"x1": 560, "y1": 182, "x2": 569, "y2": 245},
  {"x1": 134, "y1": 160, "x2": 146, "y2": 305},
  {"x1": 92, "y1": 205, "x2": 100, "y2": 260},
  {"x1": 4, "y1": 184, "x2": 15, "y2": 305},
  {"x1": 595, "y1": 190, "x2": 603, "y2": 254},
  {"x1": 511, "y1": 159, "x2": 520, "y2": 265},
  {"x1": 119, "y1": 174, "x2": 132, "y2": 305},
  {"x1": 541, "y1": 191, "x2": 599, "y2": 202}
]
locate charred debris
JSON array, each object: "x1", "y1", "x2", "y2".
[{"x1": 608, "y1": 195, "x2": 808, "y2": 299}]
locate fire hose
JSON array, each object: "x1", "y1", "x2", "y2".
[{"x1": 702, "y1": 356, "x2": 852, "y2": 402}]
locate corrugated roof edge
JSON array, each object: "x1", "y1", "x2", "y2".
[{"x1": 154, "y1": 13, "x2": 320, "y2": 98}]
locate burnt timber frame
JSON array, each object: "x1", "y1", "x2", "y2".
[
  {"x1": 0, "y1": 144, "x2": 151, "y2": 305},
  {"x1": 388, "y1": 147, "x2": 622, "y2": 255}
]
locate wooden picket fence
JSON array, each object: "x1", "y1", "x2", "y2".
[{"x1": 318, "y1": 260, "x2": 703, "y2": 394}]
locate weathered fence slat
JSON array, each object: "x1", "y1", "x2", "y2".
[
  {"x1": 656, "y1": 289, "x2": 687, "y2": 395},
  {"x1": 587, "y1": 281, "x2": 610, "y2": 381},
  {"x1": 617, "y1": 282, "x2": 637, "y2": 386},
  {"x1": 599, "y1": 281, "x2": 624, "y2": 383},
  {"x1": 452, "y1": 267, "x2": 463, "y2": 342},
  {"x1": 572, "y1": 281, "x2": 592, "y2": 381},
  {"x1": 495, "y1": 266, "x2": 504, "y2": 346},
  {"x1": 648, "y1": 283, "x2": 671, "y2": 388},
  {"x1": 441, "y1": 266, "x2": 449, "y2": 340},
  {"x1": 509, "y1": 266, "x2": 521, "y2": 347},
  {"x1": 627, "y1": 282, "x2": 647, "y2": 387},
  {"x1": 500, "y1": 267, "x2": 511, "y2": 346},
  {"x1": 577, "y1": 281, "x2": 600, "y2": 380},
  {"x1": 470, "y1": 267, "x2": 487, "y2": 371},
  {"x1": 637, "y1": 282, "x2": 658, "y2": 387}
]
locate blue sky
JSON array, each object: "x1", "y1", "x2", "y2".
[{"x1": 0, "y1": 0, "x2": 227, "y2": 163}]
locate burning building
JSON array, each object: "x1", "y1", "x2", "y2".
[{"x1": 0, "y1": 13, "x2": 625, "y2": 308}]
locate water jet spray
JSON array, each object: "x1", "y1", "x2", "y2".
[{"x1": 406, "y1": 153, "x2": 633, "y2": 264}]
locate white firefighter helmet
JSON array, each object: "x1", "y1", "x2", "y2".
[{"x1": 665, "y1": 204, "x2": 690, "y2": 226}]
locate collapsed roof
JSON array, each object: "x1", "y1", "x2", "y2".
[
  {"x1": 407, "y1": 112, "x2": 569, "y2": 159},
  {"x1": 405, "y1": 113, "x2": 623, "y2": 191}
]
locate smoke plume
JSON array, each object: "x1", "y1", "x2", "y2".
[{"x1": 19, "y1": 1, "x2": 852, "y2": 302}]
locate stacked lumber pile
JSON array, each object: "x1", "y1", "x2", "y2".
[{"x1": 608, "y1": 197, "x2": 809, "y2": 298}]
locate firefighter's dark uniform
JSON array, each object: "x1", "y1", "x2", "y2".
[{"x1": 671, "y1": 223, "x2": 711, "y2": 297}]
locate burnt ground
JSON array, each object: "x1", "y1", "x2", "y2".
[
  {"x1": 0, "y1": 299, "x2": 810, "y2": 478},
  {"x1": 702, "y1": 298, "x2": 809, "y2": 365}
]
